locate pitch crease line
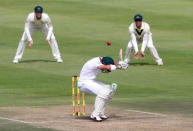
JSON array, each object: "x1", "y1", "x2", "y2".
[
  {"x1": 0, "y1": 116, "x2": 32, "y2": 124},
  {"x1": 0, "y1": 116, "x2": 70, "y2": 124},
  {"x1": 126, "y1": 110, "x2": 167, "y2": 117}
]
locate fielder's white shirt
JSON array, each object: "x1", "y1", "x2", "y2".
[
  {"x1": 129, "y1": 22, "x2": 152, "y2": 52},
  {"x1": 24, "y1": 12, "x2": 53, "y2": 41},
  {"x1": 79, "y1": 57, "x2": 103, "y2": 82}
]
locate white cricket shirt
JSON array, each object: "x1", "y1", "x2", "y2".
[
  {"x1": 128, "y1": 21, "x2": 152, "y2": 52},
  {"x1": 129, "y1": 21, "x2": 151, "y2": 40},
  {"x1": 79, "y1": 57, "x2": 103, "y2": 82},
  {"x1": 24, "y1": 12, "x2": 53, "y2": 41}
]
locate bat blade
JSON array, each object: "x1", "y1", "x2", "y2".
[{"x1": 119, "y1": 48, "x2": 123, "y2": 61}]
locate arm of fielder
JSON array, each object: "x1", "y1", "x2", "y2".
[
  {"x1": 46, "y1": 39, "x2": 51, "y2": 47},
  {"x1": 46, "y1": 16, "x2": 53, "y2": 41},
  {"x1": 130, "y1": 33, "x2": 139, "y2": 53},
  {"x1": 141, "y1": 26, "x2": 150, "y2": 55},
  {"x1": 24, "y1": 17, "x2": 32, "y2": 42}
]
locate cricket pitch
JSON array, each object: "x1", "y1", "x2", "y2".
[{"x1": 0, "y1": 105, "x2": 193, "y2": 131}]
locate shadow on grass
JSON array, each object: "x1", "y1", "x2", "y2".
[
  {"x1": 130, "y1": 62, "x2": 156, "y2": 66},
  {"x1": 20, "y1": 59, "x2": 56, "y2": 63}
]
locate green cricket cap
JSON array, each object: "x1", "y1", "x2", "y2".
[
  {"x1": 134, "y1": 14, "x2": 143, "y2": 21},
  {"x1": 102, "y1": 57, "x2": 115, "y2": 65},
  {"x1": 34, "y1": 6, "x2": 43, "y2": 13}
]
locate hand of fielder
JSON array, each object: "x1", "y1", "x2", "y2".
[
  {"x1": 28, "y1": 40, "x2": 33, "y2": 48},
  {"x1": 134, "y1": 52, "x2": 139, "y2": 60},
  {"x1": 141, "y1": 52, "x2": 145, "y2": 60},
  {"x1": 46, "y1": 39, "x2": 51, "y2": 47}
]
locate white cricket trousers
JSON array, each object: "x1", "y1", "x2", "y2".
[
  {"x1": 78, "y1": 80, "x2": 107, "y2": 96},
  {"x1": 14, "y1": 26, "x2": 61, "y2": 60},
  {"x1": 125, "y1": 35, "x2": 162, "y2": 63},
  {"x1": 79, "y1": 80, "x2": 114, "y2": 116}
]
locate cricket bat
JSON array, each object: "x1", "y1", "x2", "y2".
[{"x1": 119, "y1": 48, "x2": 123, "y2": 61}]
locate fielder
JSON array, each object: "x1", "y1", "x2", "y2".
[
  {"x1": 78, "y1": 56, "x2": 128, "y2": 122},
  {"x1": 124, "y1": 14, "x2": 163, "y2": 65},
  {"x1": 13, "y1": 6, "x2": 63, "y2": 63}
]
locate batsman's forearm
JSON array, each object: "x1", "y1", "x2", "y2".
[
  {"x1": 98, "y1": 65, "x2": 111, "y2": 70},
  {"x1": 114, "y1": 61, "x2": 119, "y2": 68}
]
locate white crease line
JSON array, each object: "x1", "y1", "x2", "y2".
[
  {"x1": 0, "y1": 117, "x2": 66, "y2": 124},
  {"x1": 0, "y1": 116, "x2": 32, "y2": 124},
  {"x1": 126, "y1": 110, "x2": 167, "y2": 117},
  {"x1": 29, "y1": 120, "x2": 66, "y2": 123}
]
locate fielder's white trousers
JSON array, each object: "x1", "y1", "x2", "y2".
[
  {"x1": 14, "y1": 26, "x2": 61, "y2": 60},
  {"x1": 125, "y1": 35, "x2": 162, "y2": 64},
  {"x1": 78, "y1": 80, "x2": 107, "y2": 96}
]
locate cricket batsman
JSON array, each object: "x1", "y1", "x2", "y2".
[
  {"x1": 78, "y1": 56, "x2": 128, "y2": 122},
  {"x1": 124, "y1": 14, "x2": 163, "y2": 65},
  {"x1": 13, "y1": 6, "x2": 63, "y2": 63}
]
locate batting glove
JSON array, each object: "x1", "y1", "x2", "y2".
[{"x1": 118, "y1": 61, "x2": 128, "y2": 70}]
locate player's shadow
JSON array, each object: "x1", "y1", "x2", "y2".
[
  {"x1": 75, "y1": 116, "x2": 90, "y2": 120},
  {"x1": 73, "y1": 115, "x2": 161, "y2": 122},
  {"x1": 129, "y1": 62, "x2": 156, "y2": 66},
  {"x1": 20, "y1": 59, "x2": 56, "y2": 63},
  {"x1": 75, "y1": 116, "x2": 108, "y2": 122}
]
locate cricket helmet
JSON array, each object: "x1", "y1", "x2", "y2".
[
  {"x1": 134, "y1": 14, "x2": 143, "y2": 21},
  {"x1": 34, "y1": 6, "x2": 43, "y2": 13},
  {"x1": 102, "y1": 56, "x2": 115, "y2": 65}
]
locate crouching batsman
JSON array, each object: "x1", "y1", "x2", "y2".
[{"x1": 78, "y1": 56, "x2": 128, "y2": 122}]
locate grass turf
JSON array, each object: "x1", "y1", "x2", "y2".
[{"x1": 0, "y1": 0, "x2": 193, "y2": 118}]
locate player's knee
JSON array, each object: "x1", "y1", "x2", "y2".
[{"x1": 98, "y1": 85, "x2": 111, "y2": 100}]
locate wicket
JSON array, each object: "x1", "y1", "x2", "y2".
[{"x1": 72, "y1": 76, "x2": 85, "y2": 116}]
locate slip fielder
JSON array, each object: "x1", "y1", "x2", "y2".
[
  {"x1": 13, "y1": 6, "x2": 63, "y2": 63},
  {"x1": 124, "y1": 14, "x2": 163, "y2": 66},
  {"x1": 78, "y1": 56, "x2": 127, "y2": 122}
]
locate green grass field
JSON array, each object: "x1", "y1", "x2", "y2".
[{"x1": 0, "y1": 0, "x2": 193, "y2": 129}]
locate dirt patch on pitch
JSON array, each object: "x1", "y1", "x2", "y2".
[{"x1": 0, "y1": 105, "x2": 193, "y2": 131}]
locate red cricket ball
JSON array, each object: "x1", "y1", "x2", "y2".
[{"x1": 106, "y1": 41, "x2": 111, "y2": 46}]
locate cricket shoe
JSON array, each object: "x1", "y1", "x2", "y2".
[
  {"x1": 13, "y1": 59, "x2": 19, "y2": 64},
  {"x1": 90, "y1": 114, "x2": 102, "y2": 122},
  {"x1": 156, "y1": 59, "x2": 163, "y2": 66},
  {"x1": 100, "y1": 114, "x2": 108, "y2": 120},
  {"x1": 56, "y1": 58, "x2": 63, "y2": 63}
]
